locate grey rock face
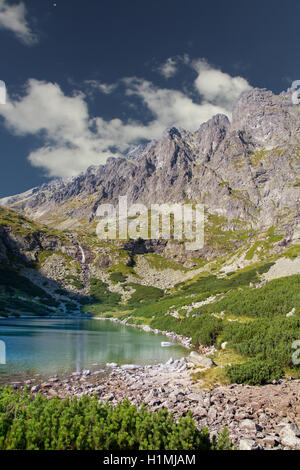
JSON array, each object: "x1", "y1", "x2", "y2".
[
  {"x1": 189, "y1": 352, "x2": 214, "y2": 369},
  {"x1": 232, "y1": 88, "x2": 300, "y2": 147},
  {"x1": 1, "y1": 87, "x2": 300, "y2": 235},
  {"x1": 194, "y1": 114, "x2": 230, "y2": 163}
]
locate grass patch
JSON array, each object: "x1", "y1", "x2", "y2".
[
  {"x1": 144, "y1": 254, "x2": 187, "y2": 271},
  {"x1": 110, "y1": 272, "x2": 127, "y2": 283}
]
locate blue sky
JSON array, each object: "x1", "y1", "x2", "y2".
[{"x1": 0, "y1": 0, "x2": 299, "y2": 197}]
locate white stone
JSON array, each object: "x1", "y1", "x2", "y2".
[
  {"x1": 239, "y1": 439, "x2": 257, "y2": 451},
  {"x1": 280, "y1": 424, "x2": 300, "y2": 449},
  {"x1": 106, "y1": 362, "x2": 118, "y2": 368},
  {"x1": 121, "y1": 364, "x2": 140, "y2": 370}
]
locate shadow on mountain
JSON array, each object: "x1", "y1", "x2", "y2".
[{"x1": 0, "y1": 230, "x2": 90, "y2": 318}]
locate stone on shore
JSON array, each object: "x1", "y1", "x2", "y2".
[
  {"x1": 189, "y1": 352, "x2": 214, "y2": 369},
  {"x1": 142, "y1": 325, "x2": 151, "y2": 332},
  {"x1": 121, "y1": 364, "x2": 141, "y2": 371}
]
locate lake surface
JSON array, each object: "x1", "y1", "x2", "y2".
[{"x1": 0, "y1": 318, "x2": 188, "y2": 383}]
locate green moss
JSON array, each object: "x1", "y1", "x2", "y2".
[
  {"x1": 110, "y1": 272, "x2": 127, "y2": 283},
  {"x1": 65, "y1": 275, "x2": 83, "y2": 290},
  {"x1": 144, "y1": 254, "x2": 187, "y2": 272},
  {"x1": 108, "y1": 262, "x2": 137, "y2": 277},
  {"x1": 283, "y1": 244, "x2": 300, "y2": 260},
  {"x1": 205, "y1": 213, "x2": 253, "y2": 254},
  {"x1": 249, "y1": 149, "x2": 268, "y2": 166}
]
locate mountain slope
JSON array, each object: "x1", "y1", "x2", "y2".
[{"x1": 1, "y1": 88, "x2": 299, "y2": 237}]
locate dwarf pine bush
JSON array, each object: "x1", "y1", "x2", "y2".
[{"x1": 0, "y1": 388, "x2": 233, "y2": 450}]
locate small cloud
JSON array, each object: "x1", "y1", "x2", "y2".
[
  {"x1": 85, "y1": 80, "x2": 118, "y2": 95},
  {"x1": 157, "y1": 58, "x2": 178, "y2": 79},
  {"x1": 0, "y1": 0, "x2": 38, "y2": 45}
]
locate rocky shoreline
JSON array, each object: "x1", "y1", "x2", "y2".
[
  {"x1": 95, "y1": 316, "x2": 196, "y2": 350},
  {"x1": 6, "y1": 357, "x2": 300, "y2": 451}
]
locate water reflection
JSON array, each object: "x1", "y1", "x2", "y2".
[{"x1": 0, "y1": 318, "x2": 188, "y2": 381}]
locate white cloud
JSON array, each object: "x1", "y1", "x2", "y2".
[
  {"x1": 158, "y1": 58, "x2": 178, "y2": 79},
  {"x1": 85, "y1": 80, "x2": 118, "y2": 95},
  {"x1": 123, "y1": 77, "x2": 227, "y2": 132},
  {"x1": 192, "y1": 58, "x2": 251, "y2": 110},
  {"x1": 0, "y1": 79, "x2": 112, "y2": 177},
  {"x1": 0, "y1": 59, "x2": 252, "y2": 178},
  {"x1": 0, "y1": 0, "x2": 37, "y2": 45}
]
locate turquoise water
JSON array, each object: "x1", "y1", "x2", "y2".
[{"x1": 0, "y1": 318, "x2": 188, "y2": 383}]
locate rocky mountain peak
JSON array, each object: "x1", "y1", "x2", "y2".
[
  {"x1": 194, "y1": 113, "x2": 230, "y2": 163},
  {"x1": 232, "y1": 87, "x2": 300, "y2": 147},
  {"x1": 1, "y1": 86, "x2": 300, "y2": 233}
]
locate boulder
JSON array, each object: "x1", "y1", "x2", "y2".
[
  {"x1": 121, "y1": 364, "x2": 140, "y2": 370},
  {"x1": 142, "y1": 325, "x2": 152, "y2": 332},
  {"x1": 189, "y1": 352, "x2": 214, "y2": 369},
  {"x1": 240, "y1": 419, "x2": 258, "y2": 433},
  {"x1": 239, "y1": 439, "x2": 258, "y2": 451},
  {"x1": 280, "y1": 424, "x2": 300, "y2": 449},
  {"x1": 165, "y1": 358, "x2": 174, "y2": 366},
  {"x1": 106, "y1": 362, "x2": 118, "y2": 368},
  {"x1": 286, "y1": 308, "x2": 296, "y2": 318}
]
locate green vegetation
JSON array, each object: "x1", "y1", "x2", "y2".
[
  {"x1": 205, "y1": 213, "x2": 253, "y2": 254},
  {"x1": 0, "y1": 266, "x2": 53, "y2": 301},
  {"x1": 0, "y1": 265, "x2": 60, "y2": 316},
  {"x1": 202, "y1": 275, "x2": 300, "y2": 318},
  {"x1": 127, "y1": 283, "x2": 164, "y2": 307},
  {"x1": 221, "y1": 317, "x2": 300, "y2": 368},
  {"x1": 123, "y1": 269, "x2": 299, "y2": 385},
  {"x1": 249, "y1": 149, "x2": 268, "y2": 166},
  {"x1": 110, "y1": 272, "x2": 127, "y2": 283},
  {"x1": 144, "y1": 254, "x2": 187, "y2": 271},
  {"x1": 66, "y1": 275, "x2": 83, "y2": 290},
  {"x1": 108, "y1": 261, "x2": 136, "y2": 277},
  {"x1": 0, "y1": 389, "x2": 233, "y2": 450},
  {"x1": 226, "y1": 359, "x2": 284, "y2": 385},
  {"x1": 0, "y1": 207, "x2": 68, "y2": 242},
  {"x1": 89, "y1": 278, "x2": 121, "y2": 307},
  {"x1": 283, "y1": 245, "x2": 300, "y2": 260},
  {"x1": 245, "y1": 227, "x2": 283, "y2": 260},
  {"x1": 2, "y1": 202, "x2": 300, "y2": 386}
]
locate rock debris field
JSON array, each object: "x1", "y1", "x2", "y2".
[{"x1": 8, "y1": 357, "x2": 300, "y2": 451}]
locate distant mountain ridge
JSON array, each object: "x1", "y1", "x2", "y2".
[{"x1": 1, "y1": 87, "x2": 300, "y2": 236}]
